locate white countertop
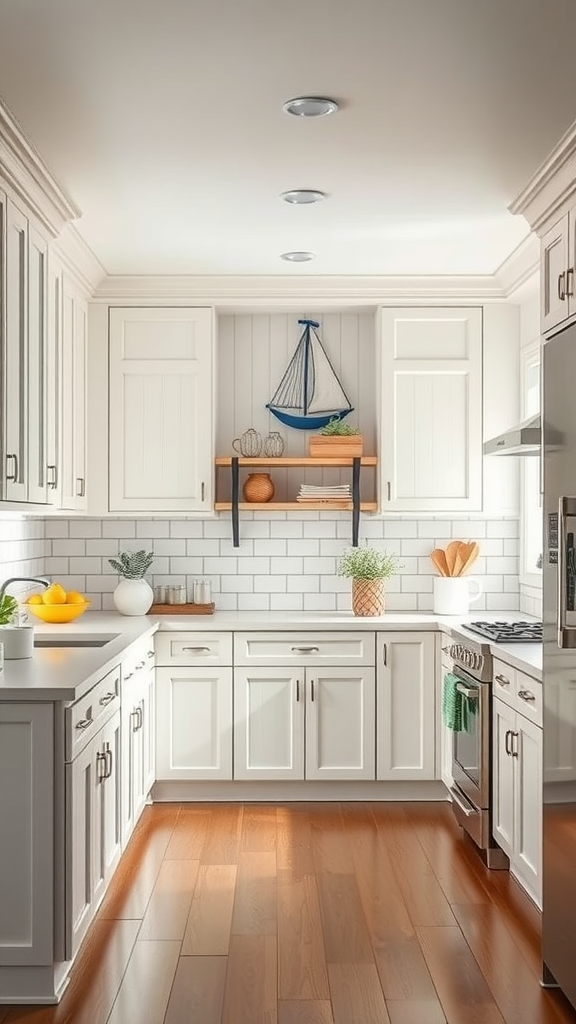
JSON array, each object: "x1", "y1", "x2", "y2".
[{"x1": 0, "y1": 608, "x2": 542, "y2": 700}]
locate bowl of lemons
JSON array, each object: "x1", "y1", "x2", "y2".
[{"x1": 27, "y1": 583, "x2": 90, "y2": 623}]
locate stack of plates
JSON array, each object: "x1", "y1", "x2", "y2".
[{"x1": 297, "y1": 484, "x2": 352, "y2": 502}]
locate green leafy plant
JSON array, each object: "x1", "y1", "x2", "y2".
[
  {"x1": 318, "y1": 417, "x2": 361, "y2": 436},
  {"x1": 0, "y1": 594, "x2": 18, "y2": 625},
  {"x1": 108, "y1": 549, "x2": 154, "y2": 580},
  {"x1": 338, "y1": 545, "x2": 403, "y2": 581}
]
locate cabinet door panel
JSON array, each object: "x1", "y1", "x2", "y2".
[
  {"x1": 156, "y1": 666, "x2": 232, "y2": 780},
  {"x1": 60, "y1": 279, "x2": 87, "y2": 510},
  {"x1": 234, "y1": 668, "x2": 303, "y2": 780},
  {"x1": 109, "y1": 307, "x2": 213, "y2": 512},
  {"x1": 27, "y1": 226, "x2": 48, "y2": 503},
  {"x1": 515, "y1": 715, "x2": 542, "y2": 906},
  {"x1": 45, "y1": 255, "x2": 61, "y2": 505},
  {"x1": 377, "y1": 633, "x2": 436, "y2": 780},
  {"x1": 305, "y1": 667, "x2": 375, "y2": 780},
  {"x1": 99, "y1": 712, "x2": 122, "y2": 888},
  {"x1": 541, "y1": 214, "x2": 569, "y2": 333},
  {"x1": 492, "y1": 697, "x2": 515, "y2": 859},
  {"x1": 380, "y1": 307, "x2": 482, "y2": 511},
  {"x1": 66, "y1": 742, "x2": 95, "y2": 958},
  {"x1": 4, "y1": 200, "x2": 28, "y2": 500}
]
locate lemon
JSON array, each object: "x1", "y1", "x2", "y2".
[
  {"x1": 66, "y1": 591, "x2": 86, "y2": 605},
  {"x1": 27, "y1": 594, "x2": 44, "y2": 605},
  {"x1": 43, "y1": 583, "x2": 67, "y2": 605}
]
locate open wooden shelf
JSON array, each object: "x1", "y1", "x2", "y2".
[
  {"x1": 215, "y1": 456, "x2": 377, "y2": 467},
  {"x1": 214, "y1": 501, "x2": 379, "y2": 511}
]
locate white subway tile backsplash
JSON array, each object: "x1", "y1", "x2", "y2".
[
  {"x1": 153, "y1": 538, "x2": 187, "y2": 556},
  {"x1": 220, "y1": 575, "x2": 254, "y2": 593},
  {"x1": 203, "y1": 519, "x2": 232, "y2": 538},
  {"x1": 254, "y1": 575, "x2": 286, "y2": 592},
  {"x1": 401, "y1": 575, "x2": 433, "y2": 593},
  {"x1": 137, "y1": 520, "x2": 170, "y2": 538},
  {"x1": 304, "y1": 593, "x2": 336, "y2": 611},
  {"x1": 254, "y1": 539, "x2": 287, "y2": 557},
  {"x1": 45, "y1": 556, "x2": 70, "y2": 575},
  {"x1": 400, "y1": 539, "x2": 436, "y2": 557},
  {"x1": 488, "y1": 519, "x2": 519, "y2": 538},
  {"x1": 417, "y1": 520, "x2": 453, "y2": 539},
  {"x1": 170, "y1": 556, "x2": 203, "y2": 574},
  {"x1": 287, "y1": 574, "x2": 320, "y2": 593},
  {"x1": 451, "y1": 520, "x2": 487, "y2": 538},
  {"x1": 69, "y1": 556, "x2": 102, "y2": 574},
  {"x1": 271, "y1": 594, "x2": 304, "y2": 611},
  {"x1": 239, "y1": 520, "x2": 270, "y2": 539},
  {"x1": 271, "y1": 556, "x2": 304, "y2": 575},
  {"x1": 86, "y1": 574, "x2": 119, "y2": 593},
  {"x1": 234, "y1": 557, "x2": 270, "y2": 575},
  {"x1": 102, "y1": 520, "x2": 136, "y2": 538},
  {"x1": 216, "y1": 593, "x2": 239, "y2": 610},
  {"x1": 52, "y1": 539, "x2": 86, "y2": 557},
  {"x1": 486, "y1": 593, "x2": 521, "y2": 611},
  {"x1": 303, "y1": 520, "x2": 336, "y2": 539},
  {"x1": 384, "y1": 521, "x2": 418, "y2": 538},
  {"x1": 223, "y1": 538, "x2": 254, "y2": 558},
  {"x1": 203, "y1": 557, "x2": 237, "y2": 574},
  {"x1": 486, "y1": 557, "x2": 519, "y2": 575},
  {"x1": 287, "y1": 538, "x2": 320, "y2": 557},
  {"x1": 238, "y1": 593, "x2": 270, "y2": 610},
  {"x1": 271, "y1": 520, "x2": 302, "y2": 538},
  {"x1": 86, "y1": 539, "x2": 121, "y2": 556},
  {"x1": 170, "y1": 520, "x2": 204, "y2": 538},
  {"x1": 69, "y1": 519, "x2": 102, "y2": 539},
  {"x1": 44, "y1": 520, "x2": 69, "y2": 538}
]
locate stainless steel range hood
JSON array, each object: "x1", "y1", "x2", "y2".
[{"x1": 483, "y1": 414, "x2": 541, "y2": 456}]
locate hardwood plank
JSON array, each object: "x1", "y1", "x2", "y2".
[
  {"x1": 231, "y1": 851, "x2": 277, "y2": 935},
  {"x1": 164, "y1": 806, "x2": 212, "y2": 860},
  {"x1": 371, "y1": 804, "x2": 457, "y2": 927},
  {"x1": 418, "y1": 925, "x2": 507, "y2": 1024},
  {"x1": 138, "y1": 859, "x2": 199, "y2": 941},
  {"x1": 373, "y1": 936, "x2": 441, "y2": 1001},
  {"x1": 310, "y1": 804, "x2": 355, "y2": 875},
  {"x1": 452, "y1": 901, "x2": 576, "y2": 1024},
  {"x1": 404, "y1": 802, "x2": 491, "y2": 906},
  {"x1": 200, "y1": 803, "x2": 243, "y2": 865},
  {"x1": 106, "y1": 939, "x2": 180, "y2": 1024},
  {"x1": 98, "y1": 804, "x2": 179, "y2": 920},
  {"x1": 278, "y1": 872, "x2": 330, "y2": 999},
  {"x1": 328, "y1": 963, "x2": 390, "y2": 1024},
  {"x1": 181, "y1": 864, "x2": 237, "y2": 955},
  {"x1": 386, "y1": 999, "x2": 447, "y2": 1024},
  {"x1": 164, "y1": 956, "x2": 227, "y2": 1024},
  {"x1": 277, "y1": 804, "x2": 316, "y2": 878},
  {"x1": 2, "y1": 919, "x2": 140, "y2": 1024},
  {"x1": 278, "y1": 1001, "x2": 334, "y2": 1024},
  {"x1": 316, "y1": 873, "x2": 374, "y2": 964},
  {"x1": 221, "y1": 934, "x2": 277, "y2": 1024},
  {"x1": 242, "y1": 805, "x2": 278, "y2": 852}
]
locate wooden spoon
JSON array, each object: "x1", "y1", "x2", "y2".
[
  {"x1": 459, "y1": 542, "x2": 479, "y2": 575},
  {"x1": 431, "y1": 548, "x2": 449, "y2": 577},
  {"x1": 445, "y1": 540, "x2": 461, "y2": 577},
  {"x1": 453, "y1": 541, "x2": 468, "y2": 577}
]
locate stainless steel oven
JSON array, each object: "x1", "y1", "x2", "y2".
[{"x1": 445, "y1": 635, "x2": 509, "y2": 869}]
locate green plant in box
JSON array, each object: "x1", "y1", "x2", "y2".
[{"x1": 319, "y1": 417, "x2": 361, "y2": 436}]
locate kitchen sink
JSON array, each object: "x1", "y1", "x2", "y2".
[{"x1": 34, "y1": 634, "x2": 119, "y2": 649}]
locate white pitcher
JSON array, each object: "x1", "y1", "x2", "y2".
[{"x1": 433, "y1": 577, "x2": 482, "y2": 615}]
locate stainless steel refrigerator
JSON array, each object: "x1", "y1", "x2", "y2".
[{"x1": 543, "y1": 324, "x2": 576, "y2": 1009}]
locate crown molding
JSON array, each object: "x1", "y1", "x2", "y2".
[
  {"x1": 52, "y1": 224, "x2": 107, "y2": 297},
  {"x1": 92, "y1": 272, "x2": 506, "y2": 307},
  {"x1": 509, "y1": 117, "x2": 576, "y2": 234},
  {"x1": 0, "y1": 97, "x2": 81, "y2": 237},
  {"x1": 493, "y1": 233, "x2": 540, "y2": 299}
]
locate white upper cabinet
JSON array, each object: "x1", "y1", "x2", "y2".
[
  {"x1": 541, "y1": 213, "x2": 571, "y2": 334},
  {"x1": 27, "y1": 226, "x2": 48, "y2": 504},
  {"x1": 108, "y1": 307, "x2": 214, "y2": 513},
  {"x1": 60, "y1": 277, "x2": 88, "y2": 510},
  {"x1": 4, "y1": 198, "x2": 28, "y2": 501},
  {"x1": 379, "y1": 306, "x2": 482, "y2": 512}
]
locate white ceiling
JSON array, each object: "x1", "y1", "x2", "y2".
[{"x1": 0, "y1": 0, "x2": 575, "y2": 277}]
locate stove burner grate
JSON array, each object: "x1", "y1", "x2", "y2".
[{"x1": 465, "y1": 620, "x2": 542, "y2": 643}]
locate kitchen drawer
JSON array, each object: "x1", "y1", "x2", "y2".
[
  {"x1": 515, "y1": 669, "x2": 542, "y2": 728},
  {"x1": 493, "y1": 658, "x2": 516, "y2": 709},
  {"x1": 66, "y1": 664, "x2": 121, "y2": 761},
  {"x1": 122, "y1": 637, "x2": 155, "y2": 679},
  {"x1": 234, "y1": 632, "x2": 375, "y2": 666},
  {"x1": 155, "y1": 631, "x2": 232, "y2": 666}
]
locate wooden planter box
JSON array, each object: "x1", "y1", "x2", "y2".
[{"x1": 308, "y1": 434, "x2": 363, "y2": 458}]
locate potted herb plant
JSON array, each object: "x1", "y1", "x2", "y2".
[
  {"x1": 309, "y1": 416, "x2": 363, "y2": 458},
  {"x1": 338, "y1": 545, "x2": 402, "y2": 616},
  {"x1": 108, "y1": 550, "x2": 154, "y2": 616}
]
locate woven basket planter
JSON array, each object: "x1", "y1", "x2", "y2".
[
  {"x1": 352, "y1": 577, "x2": 386, "y2": 616},
  {"x1": 242, "y1": 472, "x2": 275, "y2": 503}
]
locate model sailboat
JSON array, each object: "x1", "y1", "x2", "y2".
[{"x1": 266, "y1": 319, "x2": 353, "y2": 430}]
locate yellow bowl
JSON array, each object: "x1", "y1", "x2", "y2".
[{"x1": 27, "y1": 601, "x2": 90, "y2": 624}]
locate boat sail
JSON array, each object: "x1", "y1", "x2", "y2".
[{"x1": 266, "y1": 319, "x2": 353, "y2": 430}]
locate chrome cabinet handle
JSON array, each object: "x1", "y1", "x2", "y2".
[
  {"x1": 136, "y1": 660, "x2": 146, "y2": 669},
  {"x1": 96, "y1": 750, "x2": 107, "y2": 782},
  {"x1": 131, "y1": 708, "x2": 139, "y2": 731},
  {"x1": 137, "y1": 705, "x2": 143, "y2": 730},
  {"x1": 310, "y1": 679, "x2": 315, "y2": 702},
  {"x1": 517, "y1": 689, "x2": 536, "y2": 703},
  {"x1": 291, "y1": 645, "x2": 320, "y2": 654},
  {"x1": 558, "y1": 271, "x2": 567, "y2": 301},
  {"x1": 181, "y1": 646, "x2": 211, "y2": 653},
  {"x1": 201, "y1": 481, "x2": 205, "y2": 501},
  {"x1": 147, "y1": 650, "x2": 154, "y2": 658},
  {"x1": 505, "y1": 729, "x2": 512, "y2": 756},
  {"x1": 105, "y1": 746, "x2": 113, "y2": 779},
  {"x1": 6, "y1": 453, "x2": 18, "y2": 482},
  {"x1": 296, "y1": 679, "x2": 300, "y2": 702},
  {"x1": 76, "y1": 477, "x2": 85, "y2": 497},
  {"x1": 567, "y1": 267, "x2": 575, "y2": 298},
  {"x1": 47, "y1": 464, "x2": 58, "y2": 488},
  {"x1": 75, "y1": 717, "x2": 92, "y2": 730},
  {"x1": 99, "y1": 692, "x2": 116, "y2": 706},
  {"x1": 455, "y1": 682, "x2": 478, "y2": 700},
  {"x1": 511, "y1": 731, "x2": 519, "y2": 758},
  {"x1": 124, "y1": 671, "x2": 134, "y2": 680},
  {"x1": 383, "y1": 643, "x2": 387, "y2": 666},
  {"x1": 495, "y1": 674, "x2": 510, "y2": 686}
]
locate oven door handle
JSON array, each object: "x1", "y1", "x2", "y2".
[
  {"x1": 455, "y1": 682, "x2": 479, "y2": 700},
  {"x1": 450, "y1": 786, "x2": 476, "y2": 817}
]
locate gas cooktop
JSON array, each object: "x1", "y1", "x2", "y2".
[{"x1": 464, "y1": 620, "x2": 543, "y2": 643}]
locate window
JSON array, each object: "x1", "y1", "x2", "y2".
[{"x1": 520, "y1": 344, "x2": 542, "y2": 585}]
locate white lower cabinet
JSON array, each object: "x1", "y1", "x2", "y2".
[
  {"x1": 376, "y1": 632, "x2": 436, "y2": 780},
  {"x1": 493, "y1": 694, "x2": 542, "y2": 907},
  {"x1": 66, "y1": 708, "x2": 121, "y2": 958},
  {"x1": 156, "y1": 666, "x2": 233, "y2": 780},
  {"x1": 233, "y1": 665, "x2": 375, "y2": 781},
  {"x1": 121, "y1": 668, "x2": 156, "y2": 846}
]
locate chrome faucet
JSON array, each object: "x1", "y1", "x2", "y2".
[{"x1": 0, "y1": 576, "x2": 51, "y2": 603}]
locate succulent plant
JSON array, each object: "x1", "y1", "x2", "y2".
[
  {"x1": 108, "y1": 549, "x2": 154, "y2": 580},
  {"x1": 318, "y1": 416, "x2": 361, "y2": 436}
]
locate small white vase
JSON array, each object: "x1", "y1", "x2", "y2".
[
  {"x1": 113, "y1": 578, "x2": 153, "y2": 616},
  {"x1": 0, "y1": 625, "x2": 34, "y2": 659}
]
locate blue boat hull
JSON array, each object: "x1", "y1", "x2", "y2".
[{"x1": 267, "y1": 406, "x2": 353, "y2": 431}]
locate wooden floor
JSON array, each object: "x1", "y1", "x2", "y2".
[{"x1": 2, "y1": 801, "x2": 576, "y2": 1024}]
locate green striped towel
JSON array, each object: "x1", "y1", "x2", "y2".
[{"x1": 442, "y1": 672, "x2": 476, "y2": 732}]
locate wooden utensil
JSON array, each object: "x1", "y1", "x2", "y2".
[
  {"x1": 431, "y1": 548, "x2": 449, "y2": 577},
  {"x1": 459, "y1": 541, "x2": 479, "y2": 575},
  {"x1": 453, "y1": 541, "x2": 468, "y2": 577},
  {"x1": 445, "y1": 540, "x2": 461, "y2": 577}
]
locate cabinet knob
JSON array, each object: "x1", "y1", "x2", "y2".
[
  {"x1": 495, "y1": 674, "x2": 510, "y2": 686},
  {"x1": 75, "y1": 717, "x2": 92, "y2": 730},
  {"x1": 99, "y1": 692, "x2": 116, "y2": 706},
  {"x1": 518, "y1": 689, "x2": 536, "y2": 702}
]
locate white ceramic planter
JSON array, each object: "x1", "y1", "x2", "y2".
[
  {"x1": 0, "y1": 625, "x2": 34, "y2": 659},
  {"x1": 113, "y1": 578, "x2": 154, "y2": 616}
]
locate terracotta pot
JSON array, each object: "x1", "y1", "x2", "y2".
[
  {"x1": 243, "y1": 473, "x2": 275, "y2": 503},
  {"x1": 352, "y1": 577, "x2": 386, "y2": 616}
]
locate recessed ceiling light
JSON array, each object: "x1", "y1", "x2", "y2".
[
  {"x1": 280, "y1": 251, "x2": 316, "y2": 262},
  {"x1": 280, "y1": 189, "x2": 326, "y2": 205},
  {"x1": 283, "y1": 96, "x2": 339, "y2": 118}
]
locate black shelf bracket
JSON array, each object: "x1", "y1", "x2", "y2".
[
  {"x1": 352, "y1": 456, "x2": 361, "y2": 546},
  {"x1": 231, "y1": 457, "x2": 240, "y2": 548}
]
